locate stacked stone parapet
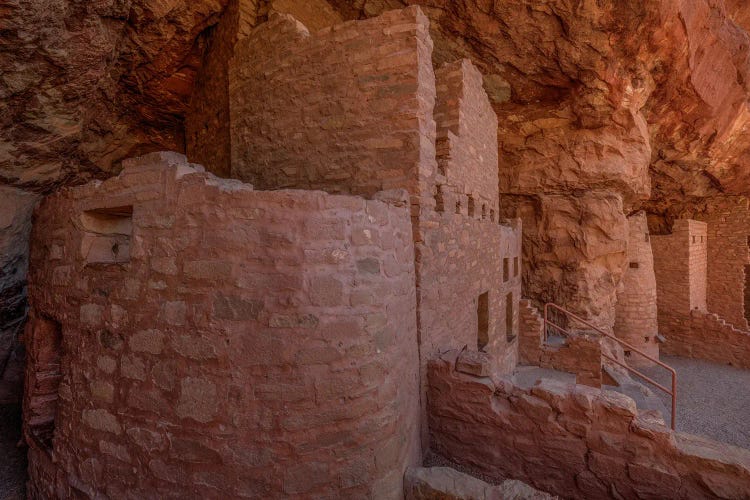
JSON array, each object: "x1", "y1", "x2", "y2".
[
  {"x1": 518, "y1": 300, "x2": 601, "y2": 387},
  {"x1": 428, "y1": 350, "x2": 750, "y2": 499}
]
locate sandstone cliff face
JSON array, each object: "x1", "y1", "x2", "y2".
[
  {"x1": 0, "y1": 0, "x2": 227, "y2": 191},
  {"x1": 2, "y1": 0, "x2": 750, "y2": 392},
  {"x1": 327, "y1": 0, "x2": 750, "y2": 327}
]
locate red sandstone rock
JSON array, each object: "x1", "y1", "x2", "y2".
[
  {"x1": 7, "y1": 2, "x2": 750, "y2": 498},
  {"x1": 4, "y1": 0, "x2": 750, "y2": 395}
]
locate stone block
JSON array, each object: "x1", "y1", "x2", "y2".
[
  {"x1": 128, "y1": 329, "x2": 165, "y2": 354},
  {"x1": 177, "y1": 377, "x2": 218, "y2": 423},
  {"x1": 455, "y1": 350, "x2": 491, "y2": 377},
  {"x1": 82, "y1": 409, "x2": 122, "y2": 435}
]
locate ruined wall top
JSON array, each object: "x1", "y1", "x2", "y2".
[{"x1": 229, "y1": 7, "x2": 436, "y2": 201}]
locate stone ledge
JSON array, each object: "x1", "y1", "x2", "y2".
[{"x1": 404, "y1": 466, "x2": 554, "y2": 500}]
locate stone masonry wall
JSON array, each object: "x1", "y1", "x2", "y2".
[
  {"x1": 228, "y1": 7, "x2": 436, "y2": 200},
  {"x1": 652, "y1": 219, "x2": 707, "y2": 316},
  {"x1": 428, "y1": 350, "x2": 750, "y2": 499},
  {"x1": 421, "y1": 59, "x2": 519, "y2": 373},
  {"x1": 699, "y1": 197, "x2": 750, "y2": 329},
  {"x1": 186, "y1": 0, "x2": 261, "y2": 177},
  {"x1": 652, "y1": 219, "x2": 727, "y2": 361},
  {"x1": 613, "y1": 212, "x2": 659, "y2": 363},
  {"x1": 185, "y1": 0, "x2": 346, "y2": 177},
  {"x1": 683, "y1": 310, "x2": 750, "y2": 369},
  {"x1": 24, "y1": 152, "x2": 420, "y2": 499},
  {"x1": 518, "y1": 300, "x2": 601, "y2": 388},
  {"x1": 434, "y1": 59, "x2": 499, "y2": 216},
  {"x1": 652, "y1": 218, "x2": 750, "y2": 366},
  {"x1": 225, "y1": 7, "x2": 523, "y2": 448}
]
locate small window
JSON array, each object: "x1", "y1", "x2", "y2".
[
  {"x1": 490, "y1": 209, "x2": 495, "y2": 222},
  {"x1": 506, "y1": 292, "x2": 516, "y2": 342},
  {"x1": 513, "y1": 257, "x2": 519, "y2": 277},
  {"x1": 434, "y1": 185, "x2": 444, "y2": 213},
  {"x1": 629, "y1": 262, "x2": 639, "y2": 269},
  {"x1": 692, "y1": 236, "x2": 696, "y2": 244},
  {"x1": 455, "y1": 200, "x2": 461, "y2": 215},
  {"x1": 503, "y1": 258, "x2": 509, "y2": 282},
  {"x1": 477, "y1": 292, "x2": 489, "y2": 351},
  {"x1": 468, "y1": 196, "x2": 475, "y2": 217},
  {"x1": 482, "y1": 204, "x2": 487, "y2": 220},
  {"x1": 80, "y1": 206, "x2": 133, "y2": 265}
]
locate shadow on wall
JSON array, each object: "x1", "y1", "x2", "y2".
[{"x1": 0, "y1": 186, "x2": 40, "y2": 404}]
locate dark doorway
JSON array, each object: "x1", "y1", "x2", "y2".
[
  {"x1": 477, "y1": 292, "x2": 489, "y2": 351},
  {"x1": 506, "y1": 292, "x2": 515, "y2": 341}
]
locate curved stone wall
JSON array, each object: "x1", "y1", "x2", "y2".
[
  {"x1": 614, "y1": 212, "x2": 659, "y2": 363},
  {"x1": 23, "y1": 152, "x2": 420, "y2": 499}
]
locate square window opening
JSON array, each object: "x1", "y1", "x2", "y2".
[
  {"x1": 477, "y1": 292, "x2": 489, "y2": 351},
  {"x1": 80, "y1": 206, "x2": 133, "y2": 265}
]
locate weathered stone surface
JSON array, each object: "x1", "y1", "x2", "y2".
[
  {"x1": 614, "y1": 212, "x2": 659, "y2": 362},
  {"x1": 428, "y1": 351, "x2": 750, "y2": 499},
  {"x1": 1, "y1": 0, "x2": 228, "y2": 190},
  {"x1": 324, "y1": 0, "x2": 750, "y2": 331},
  {"x1": 10, "y1": 2, "x2": 750, "y2": 498},
  {"x1": 404, "y1": 466, "x2": 554, "y2": 500},
  {"x1": 23, "y1": 152, "x2": 421, "y2": 498},
  {"x1": 4, "y1": 0, "x2": 750, "y2": 414}
]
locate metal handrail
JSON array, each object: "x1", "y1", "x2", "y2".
[{"x1": 543, "y1": 302, "x2": 677, "y2": 430}]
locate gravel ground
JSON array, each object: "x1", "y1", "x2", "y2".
[
  {"x1": 639, "y1": 355, "x2": 750, "y2": 449},
  {"x1": 0, "y1": 404, "x2": 26, "y2": 500}
]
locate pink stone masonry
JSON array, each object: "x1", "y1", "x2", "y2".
[
  {"x1": 225, "y1": 7, "x2": 522, "y2": 447},
  {"x1": 614, "y1": 212, "x2": 659, "y2": 363},
  {"x1": 24, "y1": 152, "x2": 420, "y2": 499}
]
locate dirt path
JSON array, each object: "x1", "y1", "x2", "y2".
[{"x1": 641, "y1": 355, "x2": 750, "y2": 449}]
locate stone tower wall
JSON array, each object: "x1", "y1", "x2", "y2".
[
  {"x1": 229, "y1": 7, "x2": 437, "y2": 201},
  {"x1": 24, "y1": 153, "x2": 420, "y2": 499},
  {"x1": 614, "y1": 212, "x2": 659, "y2": 362},
  {"x1": 225, "y1": 7, "x2": 523, "y2": 449}
]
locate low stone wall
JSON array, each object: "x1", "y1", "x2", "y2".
[
  {"x1": 428, "y1": 350, "x2": 750, "y2": 499},
  {"x1": 652, "y1": 217, "x2": 750, "y2": 368},
  {"x1": 661, "y1": 310, "x2": 750, "y2": 369},
  {"x1": 0, "y1": 186, "x2": 39, "y2": 403},
  {"x1": 518, "y1": 300, "x2": 601, "y2": 387},
  {"x1": 404, "y1": 466, "x2": 552, "y2": 499}
]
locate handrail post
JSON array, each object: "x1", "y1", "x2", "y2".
[
  {"x1": 543, "y1": 302, "x2": 678, "y2": 431},
  {"x1": 671, "y1": 372, "x2": 677, "y2": 431}
]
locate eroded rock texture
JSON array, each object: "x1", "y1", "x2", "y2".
[
  {"x1": 0, "y1": 187, "x2": 38, "y2": 402},
  {"x1": 3, "y1": 0, "x2": 750, "y2": 391},
  {"x1": 325, "y1": 0, "x2": 750, "y2": 329}
]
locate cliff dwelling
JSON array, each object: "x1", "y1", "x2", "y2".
[{"x1": 3, "y1": 1, "x2": 750, "y2": 499}]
